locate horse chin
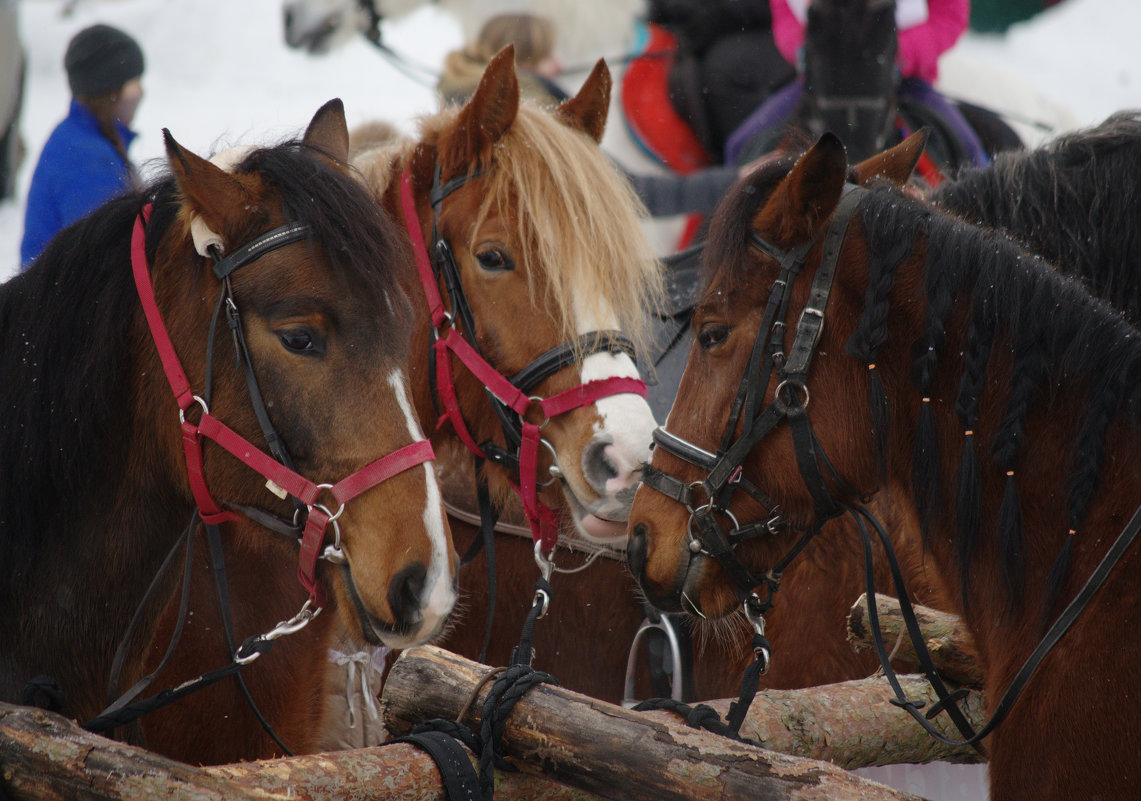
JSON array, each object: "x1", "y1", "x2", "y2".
[
  {"x1": 679, "y1": 556, "x2": 740, "y2": 621},
  {"x1": 562, "y1": 483, "x2": 631, "y2": 545},
  {"x1": 336, "y1": 565, "x2": 446, "y2": 649}
]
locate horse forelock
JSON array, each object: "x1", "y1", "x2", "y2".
[
  {"x1": 237, "y1": 140, "x2": 413, "y2": 320},
  {"x1": 700, "y1": 156, "x2": 798, "y2": 305},
  {"x1": 422, "y1": 102, "x2": 666, "y2": 359}
]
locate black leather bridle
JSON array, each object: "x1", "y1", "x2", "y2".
[{"x1": 641, "y1": 184, "x2": 869, "y2": 660}]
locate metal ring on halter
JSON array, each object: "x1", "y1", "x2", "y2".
[
  {"x1": 179, "y1": 395, "x2": 210, "y2": 425},
  {"x1": 774, "y1": 379, "x2": 810, "y2": 409},
  {"x1": 686, "y1": 504, "x2": 740, "y2": 553},
  {"x1": 521, "y1": 395, "x2": 551, "y2": 430},
  {"x1": 536, "y1": 437, "x2": 560, "y2": 487},
  {"x1": 435, "y1": 309, "x2": 454, "y2": 332},
  {"x1": 684, "y1": 480, "x2": 711, "y2": 515},
  {"x1": 312, "y1": 503, "x2": 346, "y2": 563},
  {"x1": 313, "y1": 484, "x2": 346, "y2": 522}
]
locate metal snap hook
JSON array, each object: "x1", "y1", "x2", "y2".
[{"x1": 533, "y1": 539, "x2": 555, "y2": 583}]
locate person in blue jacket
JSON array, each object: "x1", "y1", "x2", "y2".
[{"x1": 20, "y1": 24, "x2": 145, "y2": 269}]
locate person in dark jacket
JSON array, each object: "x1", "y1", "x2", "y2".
[{"x1": 20, "y1": 23, "x2": 144, "y2": 269}]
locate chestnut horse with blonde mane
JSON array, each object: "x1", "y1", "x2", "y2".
[
  {"x1": 629, "y1": 128, "x2": 1141, "y2": 797},
  {"x1": 0, "y1": 100, "x2": 457, "y2": 765}
]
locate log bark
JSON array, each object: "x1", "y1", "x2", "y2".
[
  {"x1": 669, "y1": 676, "x2": 986, "y2": 768},
  {"x1": 382, "y1": 645, "x2": 939, "y2": 801},
  {"x1": 847, "y1": 593, "x2": 983, "y2": 688},
  {"x1": 0, "y1": 701, "x2": 603, "y2": 801},
  {"x1": 0, "y1": 702, "x2": 284, "y2": 801}
]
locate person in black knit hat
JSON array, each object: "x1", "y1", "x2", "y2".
[{"x1": 20, "y1": 23, "x2": 145, "y2": 269}]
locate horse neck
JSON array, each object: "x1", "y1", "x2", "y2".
[
  {"x1": 0, "y1": 225, "x2": 203, "y2": 715},
  {"x1": 875, "y1": 225, "x2": 1141, "y2": 642}
]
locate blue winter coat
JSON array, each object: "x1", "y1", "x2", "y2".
[{"x1": 20, "y1": 99, "x2": 137, "y2": 269}]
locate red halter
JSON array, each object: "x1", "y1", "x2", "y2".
[
  {"x1": 131, "y1": 204, "x2": 435, "y2": 604},
  {"x1": 399, "y1": 170, "x2": 645, "y2": 552}
]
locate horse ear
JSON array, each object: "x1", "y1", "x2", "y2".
[
  {"x1": 555, "y1": 59, "x2": 610, "y2": 143},
  {"x1": 303, "y1": 98, "x2": 351, "y2": 164},
  {"x1": 754, "y1": 132, "x2": 848, "y2": 246},
  {"x1": 448, "y1": 45, "x2": 519, "y2": 169},
  {"x1": 852, "y1": 128, "x2": 929, "y2": 187},
  {"x1": 164, "y1": 129, "x2": 253, "y2": 237}
]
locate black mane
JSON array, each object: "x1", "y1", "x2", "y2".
[
  {"x1": 935, "y1": 111, "x2": 1141, "y2": 322},
  {"x1": 704, "y1": 155, "x2": 1141, "y2": 615}
]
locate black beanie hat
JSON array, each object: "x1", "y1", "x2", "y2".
[{"x1": 64, "y1": 24, "x2": 145, "y2": 98}]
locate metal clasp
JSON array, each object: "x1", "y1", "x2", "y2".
[{"x1": 234, "y1": 599, "x2": 322, "y2": 665}]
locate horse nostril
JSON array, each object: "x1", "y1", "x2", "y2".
[
  {"x1": 387, "y1": 562, "x2": 427, "y2": 629},
  {"x1": 582, "y1": 436, "x2": 622, "y2": 494}
]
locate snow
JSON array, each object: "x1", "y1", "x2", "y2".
[{"x1": 3, "y1": 0, "x2": 1138, "y2": 280}]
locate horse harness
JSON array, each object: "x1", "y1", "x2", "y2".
[
  {"x1": 398, "y1": 166, "x2": 645, "y2": 567},
  {"x1": 639, "y1": 179, "x2": 1141, "y2": 751},
  {"x1": 81, "y1": 202, "x2": 436, "y2": 739}
]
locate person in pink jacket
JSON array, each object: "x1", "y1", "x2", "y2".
[
  {"x1": 770, "y1": 0, "x2": 969, "y2": 85},
  {"x1": 725, "y1": 0, "x2": 996, "y2": 169}
]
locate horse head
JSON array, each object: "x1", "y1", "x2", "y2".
[
  {"x1": 628, "y1": 132, "x2": 928, "y2": 619},
  {"x1": 802, "y1": 0, "x2": 899, "y2": 163},
  {"x1": 373, "y1": 47, "x2": 664, "y2": 547},
  {"x1": 158, "y1": 100, "x2": 455, "y2": 648}
]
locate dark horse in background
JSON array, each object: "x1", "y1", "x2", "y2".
[
  {"x1": 0, "y1": 100, "x2": 457, "y2": 766},
  {"x1": 629, "y1": 122, "x2": 1141, "y2": 797},
  {"x1": 724, "y1": 0, "x2": 1022, "y2": 176}
]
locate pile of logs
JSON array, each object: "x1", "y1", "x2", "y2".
[{"x1": 0, "y1": 595, "x2": 982, "y2": 801}]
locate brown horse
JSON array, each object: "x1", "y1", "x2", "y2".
[
  {"x1": 0, "y1": 100, "x2": 456, "y2": 764},
  {"x1": 134, "y1": 50, "x2": 675, "y2": 761},
  {"x1": 363, "y1": 51, "x2": 939, "y2": 705},
  {"x1": 628, "y1": 129, "x2": 1141, "y2": 797},
  {"x1": 357, "y1": 48, "x2": 684, "y2": 699}
]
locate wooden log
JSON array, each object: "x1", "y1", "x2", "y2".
[
  {"x1": 0, "y1": 702, "x2": 285, "y2": 801},
  {"x1": 0, "y1": 701, "x2": 604, "y2": 801},
  {"x1": 382, "y1": 645, "x2": 935, "y2": 801},
  {"x1": 208, "y1": 747, "x2": 605, "y2": 801},
  {"x1": 847, "y1": 593, "x2": 983, "y2": 688},
  {"x1": 665, "y1": 676, "x2": 986, "y2": 768}
]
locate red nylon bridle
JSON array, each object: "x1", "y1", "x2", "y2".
[
  {"x1": 131, "y1": 203, "x2": 435, "y2": 604},
  {"x1": 399, "y1": 170, "x2": 645, "y2": 553}
]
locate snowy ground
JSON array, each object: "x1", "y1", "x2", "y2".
[{"x1": 2, "y1": 0, "x2": 1138, "y2": 280}]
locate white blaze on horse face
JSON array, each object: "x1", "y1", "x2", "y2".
[
  {"x1": 570, "y1": 299, "x2": 657, "y2": 542},
  {"x1": 386, "y1": 370, "x2": 455, "y2": 636}
]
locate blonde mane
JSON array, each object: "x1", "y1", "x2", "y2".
[{"x1": 362, "y1": 100, "x2": 666, "y2": 359}]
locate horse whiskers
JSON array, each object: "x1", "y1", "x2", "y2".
[
  {"x1": 681, "y1": 591, "x2": 707, "y2": 620},
  {"x1": 690, "y1": 609, "x2": 754, "y2": 661}
]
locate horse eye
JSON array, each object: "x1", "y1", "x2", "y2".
[
  {"x1": 697, "y1": 323, "x2": 730, "y2": 350},
  {"x1": 278, "y1": 328, "x2": 317, "y2": 354},
  {"x1": 475, "y1": 249, "x2": 514, "y2": 272}
]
